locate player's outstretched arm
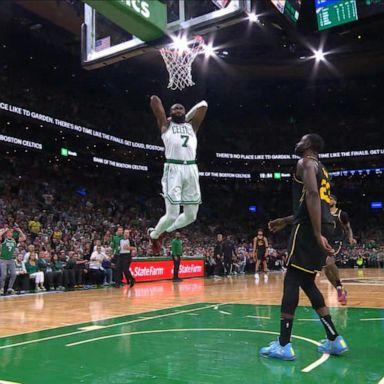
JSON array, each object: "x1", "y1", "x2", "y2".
[
  {"x1": 150, "y1": 95, "x2": 168, "y2": 133},
  {"x1": 268, "y1": 216, "x2": 293, "y2": 233},
  {"x1": 186, "y1": 100, "x2": 208, "y2": 132}
]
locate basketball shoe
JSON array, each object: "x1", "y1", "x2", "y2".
[
  {"x1": 318, "y1": 336, "x2": 348, "y2": 355},
  {"x1": 260, "y1": 339, "x2": 296, "y2": 361}
]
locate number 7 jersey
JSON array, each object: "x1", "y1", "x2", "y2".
[
  {"x1": 162, "y1": 121, "x2": 197, "y2": 161},
  {"x1": 292, "y1": 157, "x2": 334, "y2": 225}
]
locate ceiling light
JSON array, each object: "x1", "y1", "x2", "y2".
[
  {"x1": 314, "y1": 50, "x2": 325, "y2": 62},
  {"x1": 248, "y1": 13, "x2": 259, "y2": 22}
]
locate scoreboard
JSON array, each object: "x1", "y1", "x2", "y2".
[
  {"x1": 316, "y1": 0, "x2": 358, "y2": 31},
  {"x1": 270, "y1": 0, "x2": 384, "y2": 31},
  {"x1": 316, "y1": 0, "x2": 384, "y2": 31}
]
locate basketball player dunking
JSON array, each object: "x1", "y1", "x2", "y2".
[
  {"x1": 252, "y1": 229, "x2": 268, "y2": 281},
  {"x1": 261, "y1": 134, "x2": 348, "y2": 360},
  {"x1": 148, "y1": 96, "x2": 208, "y2": 254}
]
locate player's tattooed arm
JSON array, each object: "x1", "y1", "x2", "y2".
[{"x1": 150, "y1": 95, "x2": 168, "y2": 134}]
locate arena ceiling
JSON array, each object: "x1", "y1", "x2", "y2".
[{"x1": 5, "y1": 0, "x2": 384, "y2": 80}]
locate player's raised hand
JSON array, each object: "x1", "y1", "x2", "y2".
[
  {"x1": 349, "y1": 237, "x2": 357, "y2": 246},
  {"x1": 268, "y1": 218, "x2": 287, "y2": 233}
]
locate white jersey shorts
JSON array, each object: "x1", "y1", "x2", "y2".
[{"x1": 161, "y1": 163, "x2": 201, "y2": 205}]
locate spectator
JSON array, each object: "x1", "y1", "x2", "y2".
[
  {"x1": 28, "y1": 216, "x2": 42, "y2": 241},
  {"x1": 38, "y1": 250, "x2": 55, "y2": 290},
  {"x1": 52, "y1": 227, "x2": 63, "y2": 241},
  {"x1": 63, "y1": 251, "x2": 76, "y2": 290},
  {"x1": 102, "y1": 248, "x2": 113, "y2": 285},
  {"x1": 14, "y1": 253, "x2": 29, "y2": 293},
  {"x1": 237, "y1": 251, "x2": 247, "y2": 274},
  {"x1": 0, "y1": 225, "x2": 26, "y2": 295},
  {"x1": 51, "y1": 253, "x2": 65, "y2": 290},
  {"x1": 74, "y1": 252, "x2": 87, "y2": 288},
  {"x1": 88, "y1": 245, "x2": 106, "y2": 287},
  {"x1": 23, "y1": 244, "x2": 36, "y2": 263},
  {"x1": 26, "y1": 252, "x2": 45, "y2": 291}
]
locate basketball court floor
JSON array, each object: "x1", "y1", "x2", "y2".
[{"x1": 1, "y1": 269, "x2": 383, "y2": 384}]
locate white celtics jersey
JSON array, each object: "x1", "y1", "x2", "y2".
[{"x1": 162, "y1": 121, "x2": 197, "y2": 161}]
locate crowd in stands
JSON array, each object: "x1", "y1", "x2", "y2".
[{"x1": 0, "y1": 153, "x2": 382, "y2": 295}]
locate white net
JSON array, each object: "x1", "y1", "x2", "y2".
[{"x1": 160, "y1": 36, "x2": 204, "y2": 91}]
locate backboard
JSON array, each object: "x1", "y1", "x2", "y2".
[{"x1": 81, "y1": 0, "x2": 252, "y2": 70}]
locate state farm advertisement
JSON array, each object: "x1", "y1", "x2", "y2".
[{"x1": 129, "y1": 259, "x2": 205, "y2": 282}]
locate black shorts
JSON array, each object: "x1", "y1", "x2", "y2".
[
  {"x1": 256, "y1": 251, "x2": 266, "y2": 261},
  {"x1": 286, "y1": 223, "x2": 334, "y2": 274}
]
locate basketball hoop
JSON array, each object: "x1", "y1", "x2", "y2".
[{"x1": 160, "y1": 35, "x2": 204, "y2": 91}]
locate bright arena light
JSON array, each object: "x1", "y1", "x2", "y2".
[
  {"x1": 314, "y1": 49, "x2": 325, "y2": 62},
  {"x1": 203, "y1": 43, "x2": 216, "y2": 58},
  {"x1": 248, "y1": 13, "x2": 259, "y2": 22},
  {"x1": 172, "y1": 36, "x2": 189, "y2": 51}
]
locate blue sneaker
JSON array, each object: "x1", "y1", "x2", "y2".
[
  {"x1": 259, "y1": 339, "x2": 296, "y2": 361},
  {"x1": 318, "y1": 336, "x2": 348, "y2": 355}
]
